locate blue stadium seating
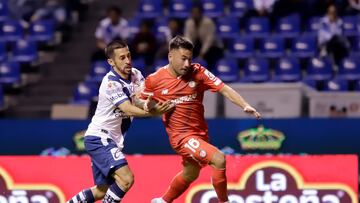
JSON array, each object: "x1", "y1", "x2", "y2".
[
  {"x1": 228, "y1": 36, "x2": 254, "y2": 59},
  {"x1": 276, "y1": 14, "x2": 301, "y2": 38},
  {"x1": 246, "y1": 17, "x2": 269, "y2": 38},
  {"x1": 154, "y1": 17, "x2": 169, "y2": 43},
  {"x1": 192, "y1": 58, "x2": 208, "y2": 68},
  {"x1": 72, "y1": 81, "x2": 99, "y2": 104},
  {"x1": 217, "y1": 16, "x2": 240, "y2": 39},
  {"x1": 242, "y1": 58, "x2": 269, "y2": 82},
  {"x1": 302, "y1": 77, "x2": 317, "y2": 89},
  {"x1": 11, "y1": 39, "x2": 38, "y2": 63},
  {"x1": 305, "y1": 16, "x2": 320, "y2": 36},
  {"x1": 259, "y1": 36, "x2": 285, "y2": 58},
  {"x1": 0, "y1": 0, "x2": 8, "y2": 22},
  {"x1": 2, "y1": 19, "x2": 23, "y2": 42},
  {"x1": 127, "y1": 17, "x2": 141, "y2": 40},
  {"x1": 342, "y1": 16, "x2": 358, "y2": 37},
  {"x1": 323, "y1": 77, "x2": 349, "y2": 91},
  {"x1": 306, "y1": 57, "x2": 333, "y2": 80},
  {"x1": 201, "y1": 0, "x2": 224, "y2": 18},
  {"x1": 0, "y1": 40, "x2": 6, "y2": 62},
  {"x1": 338, "y1": 56, "x2": 360, "y2": 80},
  {"x1": 291, "y1": 34, "x2": 317, "y2": 58},
  {"x1": 273, "y1": 56, "x2": 301, "y2": 82},
  {"x1": 229, "y1": 0, "x2": 253, "y2": 18},
  {"x1": 0, "y1": 61, "x2": 21, "y2": 86},
  {"x1": 168, "y1": 0, "x2": 192, "y2": 19},
  {"x1": 153, "y1": 59, "x2": 168, "y2": 72},
  {"x1": 29, "y1": 20, "x2": 55, "y2": 42},
  {"x1": 355, "y1": 80, "x2": 360, "y2": 91},
  {"x1": 0, "y1": 84, "x2": 4, "y2": 110},
  {"x1": 214, "y1": 57, "x2": 239, "y2": 82},
  {"x1": 137, "y1": 0, "x2": 162, "y2": 18},
  {"x1": 132, "y1": 57, "x2": 146, "y2": 75},
  {"x1": 88, "y1": 60, "x2": 111, "y2": 83}
]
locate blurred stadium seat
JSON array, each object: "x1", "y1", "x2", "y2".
[
  {"x1": 323, "y1": 77, "x2": 349, "y2": 91},
  {"x1": 276, "y1": 14, "x2": 301, "y2": 39},
  {"x1": 0, "y1": 40, "x2": 6, "y2": 62},
  {"x1": 132, "y1": 57, "x2": 146, "y2": 75},
  {"x1": 306, "y1": 16, "x2": 321, "y2": 35},
  {"x1": 291, "y1": 34, "x2": 317, "y2": 58},
  {"x1": 228, "y1": 36, "x2": 254, "y2": 59},
  {"x1": 87, "y1": 60, "x2": 111, "y2": 83},
  {"x1": 29, "y1": 20, "x2": 55, "y2": 43},
  {"x1": 168, "y1": 0, "x2": 192, "y2": 19},
  {"x1": 258, "y1": 36, "x2": 285, "y2": 58},
  {"x1": 338, "y1": 56, "x2": 360, "y2": 80},
  {"x1": 137, "y1": 0, "x2": 163, "y2": 18},
  {"x1": 201, "y1": 0, "x2": 223, "y2": 18},
  {"x1": 273, "y1": 56, "x2": 301, "y2": 82},
  {"x1": 0, "y1": 0, "x2": 8, "y2": 22},
  {"x1": 217, "y1": 16, "x2": 240, "y2": 39},
  {"x1": 0, "y1": 61, "x2": 21, "y2": 87},
  {"x1": 2, "y1": 19, "x2": 24, "y2": 42},
  {"x1": 246, "y1": 17, "x2": 269, "y2": 38},
  {"x1": 214, "y1": 57, "x2": 239, "y2": 82},
  {"x1": 72, "y1": 81, "x2": 99, "y2": 104},
  {"x1": 11, "y1": 39, "x2": 38, "y2": 63},
  {"x1": 242, "y1": 57, "x2": 269, "y2": 82},
  {"x1": 306, "y1": 57, "x2": 333, "y2": 81},
  {"x1": 342, "y1": 16, "x2": 358, "y2": 37},
  {"x1": 229, "y1": 0, "x2": 253, "y2": 18}
]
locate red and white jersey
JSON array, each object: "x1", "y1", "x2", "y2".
[{"x1": 141, "y1": 63, "x2": 224, "y2": 147}]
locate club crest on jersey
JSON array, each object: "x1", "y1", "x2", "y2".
[
  {"x1": 188, "y1": 81, "x2": 196, "y2": 88},
  {"x1": 161, "y1": 89, "x2": 169, "y2": 95}
]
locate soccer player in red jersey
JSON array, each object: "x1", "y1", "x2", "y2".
[{"x1": 142, "y1": 36, "x2": 261, "y2": 203}]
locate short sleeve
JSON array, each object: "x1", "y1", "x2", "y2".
[
  {"x1": 199, "y1": 66, "x2": 224, "y2": 92},
  {"x1": 140, "y1": 76, "x2": 154, "y2": 99},
  {"x1": 105, "y1": 81, "x2": 129, "y2": 106}
]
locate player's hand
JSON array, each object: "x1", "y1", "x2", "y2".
[
  {"x1": 244, "y1": 105, "x2": 261, "y2": 119},
  {"x1": 151, "y1": 100, "x2": 174, "y2": 115}
]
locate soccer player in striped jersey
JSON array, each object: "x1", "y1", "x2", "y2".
[
  {"x1": 67, "y1": 40, "x2": 172, "y2": 203},
  {"x1": 142, "y1": 36, "x2": 261, "y2": 203}
]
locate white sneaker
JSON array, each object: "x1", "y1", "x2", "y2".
[{"x1": 151, "y1": 197, "x2": 167, "y2": 203}]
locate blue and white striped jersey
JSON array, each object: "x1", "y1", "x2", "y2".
[{"x1": 85, "y1": 67, "x2": 144, "y2": 150}]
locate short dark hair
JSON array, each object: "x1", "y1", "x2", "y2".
[
  {"x1": 169, "y1": 35, "x2": 194, "y2": 51},
  {"x1": 105, "y1": 39, "x2": 128, "y2": 59},
  {"x1": 107, "y1": 6, "x2": 122, "y2": 15}
]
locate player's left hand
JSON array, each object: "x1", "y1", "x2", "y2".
[{"x1": 244, "y1": 105, "x2": 261, "y2": 119}]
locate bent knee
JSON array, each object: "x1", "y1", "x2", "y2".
[
  {"x1": 211, "y1": 151, "x2": 226, "y2": 169},
  {"x1": 117, "y1": 173, "x2": 135, "y2": 191}
]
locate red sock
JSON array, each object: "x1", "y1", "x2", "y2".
[
  {"x1": 212, "y1": 168, "x2": 228, "y2": 202},
  {"x1": 162, "y1": 172, "x2": 190, "y2": 203}
]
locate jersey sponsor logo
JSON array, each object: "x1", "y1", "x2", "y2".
[
  {"x1": 186, "y1": 161, "x2": 357, "y2": 203},
  {"x1": 109, "y1": 93, "x2": 126, "y2": 101},
  {"x1": 111, "y1": 148, "x2": 124, "y2": 161},
  {"x1": 170, "y1": 93, "x2": 197, "y2": 105},
  {"x1": 204, "y1": 69, "x2": 222, "y2": 86},
  {"x1": 113, "y1": 107, "x2": 130, "y2": 118},
  {"x1": 0, "y1": 167, "x2": 65, "y2": 203}
]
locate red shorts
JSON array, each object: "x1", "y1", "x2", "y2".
[{"x1": 172, "y1": 136, "x2": 219, "y2": 167}]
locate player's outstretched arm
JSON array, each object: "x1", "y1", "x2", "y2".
[
  {"x1": 219, "y1": 84, "x2": 261, "y2": 119},
  {"x1": 119, "y1": 97, "x2": 173, "y2": 117}
]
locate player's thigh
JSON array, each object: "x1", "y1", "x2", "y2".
[{"x1": 179, "y1": 136, "x2": 219, "y2": 166}]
